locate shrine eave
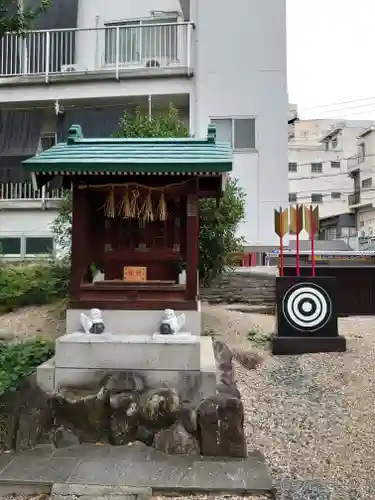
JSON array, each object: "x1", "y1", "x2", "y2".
[{"x1": 22, "y1": 124, "x2": 233, "y2": 177}]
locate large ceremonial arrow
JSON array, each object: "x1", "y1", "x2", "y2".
[
  {"x1": 274, "y1": 207, "x2": 289, "y2": 276},
  {"x1": 289, "y1": 204, "x2": 304, "y2": 276},
  {"x1": 304, "y1": 205, "x2": 319, "y2": 277}
]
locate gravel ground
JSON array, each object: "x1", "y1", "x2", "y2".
[
  {"x1": 1, "y1": 302, "x2": 375, "y2": 500},
  {"x1": 0, "y1": 303, "x2": 65, "y2": 342},
  {"x1": 202, "y1": 304, "x2": 375, "y2": 500}
]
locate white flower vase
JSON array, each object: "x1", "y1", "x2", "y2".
[{"x1": 178, "y1": 270, "x2": 186, "y2": 285}]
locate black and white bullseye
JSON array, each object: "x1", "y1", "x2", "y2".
[{"x1": 282, "y1": 282, "x2": 332, "y2": 332}]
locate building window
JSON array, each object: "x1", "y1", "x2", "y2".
[
  {"x1": 289, "y1": 193, "x2": 297, "y2": 202},
  {"x1": 311, "y1": 162, "x2": 323, "y2": 173},
  {"x1": 331, "y1": 137, "x2": 338, "y2": 149},
  {"x1": 324, "y1": 141, "x2": 329, "y2": 151},
  {"x1": 331, "y1": 161, "x2": 340, "y2": 169},
  {"x1": 331, "y1": 192, "x2": 341, "y2": 199},
  {"x1": 25, "y1": 237, "x2": 54, "y2": 255},
  {"x1": 233, "y1": 119, "x2": 256, "y2": 149},
  {"x1": 311, "y1": 193, "x2": 323, "y2": 203},
  {"x1": 359, "y1": 142, "x2": 366, "y2": 162},
  {"x1": 288, "y1": 162, "x2": 297, "y2": 173},
  {"x1": 362, "y1": 177, "x2": 372, "y2": 189},
  {"x1": 40, "y1": 133, "x2": 57, "y2": 151},
  {"x1": 0, "y1": 237, "x2": 21, "y2": 255},
  {"x1": 104, "y1": 17, "x2": 178, "y2": 66},
  {"x1": 210, "y1": 118, "x2": 256, "y2": 150},
  {"x1": 325, "y1": 227, "x2": 337, "y2": 240},
  {"x1": 211, "y1": 119, "x2": 232, "y2": 144}
]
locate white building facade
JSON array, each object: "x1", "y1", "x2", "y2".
[
  {"x1": 347, "y1": 126, "x2": 375, "y2": 247},
  {"x1": 0, "y1": 0, "x2": 289, "y2": 258},
  {"x1": 288, "y1": 118, "x2": 373, "y2": 241}
]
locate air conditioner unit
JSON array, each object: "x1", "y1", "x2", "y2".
[
  {"x1": 144, "y1": 56, "x2": 178, "y2": 68},
  {"x1": 145, "y1": 59, "x2": 161, "y2": 68},
  {"x1": 61, "y1": 64, "x2": 79, "y2": 73}
]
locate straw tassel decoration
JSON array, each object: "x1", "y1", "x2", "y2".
[
  {"x1": 104, "y1": 186, "x2": 116, "y2": 218},
  {"x1": 129, "y1": 189, "x2": 140, "y2": 219},
  {"x1": 118, "y1": 187, "x2": 131, "y2": 219},
  {"x1": 140, "y1": 190, "x2": 154, "y2": 223},
  {"x1": 157, "y1": 192, "x2": 167, "y2": 221}
]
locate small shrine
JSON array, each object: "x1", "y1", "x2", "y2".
[
  {"x1": 21, "y1": 127, "x2": 253, "y2": 461},
  {"x1": 24, "y1": 124, "x2": 231, "y2": 316}
]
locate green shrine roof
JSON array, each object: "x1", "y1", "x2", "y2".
[{"x1": 23, "y1": 124, "x2": 232, "y2": 176}]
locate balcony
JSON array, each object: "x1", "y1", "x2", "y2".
[
  {"x1": 0, "y1": 22, "x2": 194, "y2": 85},
  {"x1": 347, "y1": 155, "x2": 361, "y2": 172},
  {"x1": 0, "y1": 182, "x2": 63, "y2": 209},
  {"x1": 348, "y1": 191, "x2": 361, "y2": 206}
]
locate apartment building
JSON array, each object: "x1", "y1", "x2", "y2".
[
  {"x1": 0, "y1": 0, "x2": 288, "y2": 258},
  {"x1": 288, "y1": 117, "x2": 373, "y2": 241},
  {"x1": 347, "y1": 126, "x2": 375, "y2": 247}
]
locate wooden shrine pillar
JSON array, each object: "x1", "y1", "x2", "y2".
[
  {"x1": 70, "y1": 185, "x2": 89, "y2": 299},
  {"x1": 186, "y1": 193, "x2": 199, "y2": 302}
]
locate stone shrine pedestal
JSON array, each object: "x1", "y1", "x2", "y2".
[{"x1": 37, "y1": 331, "x2": 217, "y2": 404}]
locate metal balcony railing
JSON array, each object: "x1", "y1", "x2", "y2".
[
  {"x1": 0, "y1": 182, "x2": 64, "y2": 201},
  {"x1": 0, "y1": 22, "x2": 193, "y2": 80},
  {"x1": 348, "y1": 190, "x2": 361, "y2": 206}
]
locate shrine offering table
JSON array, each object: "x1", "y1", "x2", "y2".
[{"x1": 73, "y1": 280, "x2": 191, "y2": 310}]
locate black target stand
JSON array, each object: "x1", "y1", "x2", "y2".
[{"x1": 272, "y1": 277, "x2": 346, "y2": 355}]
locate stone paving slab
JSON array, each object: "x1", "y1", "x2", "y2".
[
  {"x1": 51, "y1": 483, "x2": 152, "y2": 500},
  {"x1": 0, "y1": 443, "x2": 273, "y2": 494}
]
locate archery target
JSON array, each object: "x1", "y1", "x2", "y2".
[{"x1": 282, "y1": 282, "x2": 332, "y2": 332}]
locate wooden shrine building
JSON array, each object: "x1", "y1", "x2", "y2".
[{"x1": 23, "y1": 124, "x2": 232, "y2": 311}]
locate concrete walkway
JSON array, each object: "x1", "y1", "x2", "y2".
[{"x1": 0, "y1": 442, "x2": 272, "y2": 495}]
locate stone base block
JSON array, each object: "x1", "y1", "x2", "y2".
[
  {"x1": 272, "y1": 334, "x2": 347, "y2": 355},
  {"x1": 55, "y1": 332, "x2": 202, "y2": 371},
  {"x1": 56, "y1": 367, "x2": 215, "y2": 403},
  {"x1": 66, "y1": 308, "x2": 202, "y2": 336},
  {"x1": 34, "y1": 339, "x2": 250, "y2": 458},
  {"x1": 37, "y1": 337, "x2": 217, "y2": 403}
]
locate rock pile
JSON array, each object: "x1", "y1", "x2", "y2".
[{"x1": 0, "y1": 341, "x2": 247, "y2": 458}]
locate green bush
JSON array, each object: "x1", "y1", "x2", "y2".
[
  {"x1": 0, "y1": 261, "x2": 70, "y2": 312},
  {"x1": 0, "y1": 339, "x2": 54, "y2": 396}
]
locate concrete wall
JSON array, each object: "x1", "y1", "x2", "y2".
[{"x1": 192, "y1": 0, "x2": 288, "y2": 247}]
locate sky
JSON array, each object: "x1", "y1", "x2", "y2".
[{"x1": 287, "y1": 0, "x2": 375, "y2": 120}]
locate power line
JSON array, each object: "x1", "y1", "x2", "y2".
[
  {"x1": 305, "y1": 102, "x2": 375, "y2": 116},
  {"x1": 333, "y1": 108, "x2": 375, "y2": 119},
  {"x1": 299, "y1": 96, "x2": 375, "y2": 111}
]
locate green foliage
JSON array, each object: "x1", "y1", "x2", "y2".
[
  {"x1": 113, "y1": 105, "x2": 190, "y2": 139},
  {"x1": 0, "y1": 0, "x2": 51, "y2": 38},
  {"x1": 52, "y1": 104, "x2": 245, "y2": 284},
  {"x1": 0, "y1": 339, "x2": 54, "y2": 396},
  {"x1": 199, "y1": 178, "x2": 245, "y2": 285},
  {"x1": 51, "y1": 188, "x2": 72, "y2": 258},
  {"x1": 247, "y1": 326, "x2": 272, "y2": 347},
  {"x1": 0, "y1": 261, "x2": 70, "y2": 313}
]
